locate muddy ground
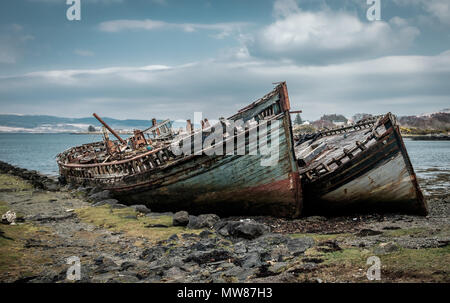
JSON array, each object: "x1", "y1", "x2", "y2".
[{"x1": 0, "y1": 170, "x2": 448, "y2": 283}]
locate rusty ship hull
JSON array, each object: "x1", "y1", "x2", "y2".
[
  {"x1": 295, "y1": 114, "x2": 428, "y2": 215},
  {"x1": 58, "y1": 83, "x2": 302, "y2": 217}
]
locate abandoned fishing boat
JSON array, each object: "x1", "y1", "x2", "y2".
[
  {"x1": 57, "y1": 82, "x2": 302, "y2": 217},
  {"x1": 294, "y1": 113, "x2": 428, "y2": 215}
]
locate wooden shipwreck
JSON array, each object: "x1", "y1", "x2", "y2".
[
  {"x1": 294, "y1": 113, "x2": 428, "y2": 215},
  {"x1": 57, "y1": 83, "x2": 427, "y2": 217},
  {"x1": 57, "y1": 83, "x2": 302, "y2": 217}
]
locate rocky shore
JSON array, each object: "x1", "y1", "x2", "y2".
[{"x1": 0, "y1": 161, "x2": 449, "y2": 283}]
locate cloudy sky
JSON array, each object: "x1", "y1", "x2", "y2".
[{"x1": 0, "y1": 0, "x2": 449, "y2": 121}]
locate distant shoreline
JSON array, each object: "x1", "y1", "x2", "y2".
[
  {"x1": 403, "y1": 134, "x2": 450, "y2": 141},
  {"x1": 69, "y1": 131, "x2": 133, "y2": 135},
  {"x1": 0, "y1": 132, "x2": 132, "y2": 135}
]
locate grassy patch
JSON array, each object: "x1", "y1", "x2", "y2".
[
  {"x1": 380, "y1": 245, "x2": 450, "y2": 282},
  {"x1": 0, "y1": 201, "x2": 8, "y2": 215},
  {"x1": 299, "y1": 245, "x2": 450, "y2": 282},
  {"x1": 0, "y1": 200, "x2": 26, "y2": 221},
  {"x1": 382, "y1": 227, "x2": 434, "y2": 238},
  {"x1": 0, "y1": 222, "x2": 51, "y2": 281},
  {"x1": 0, "y1": 174, "x2": 33, "y2": 192},
  {"x1": 321, "y1": 248, "x2": 370, "y2": 266},
  {"x1": 290, "y1": 232, "x2": 352, "y2": 242},
  {"x1": 75, "y1": 205, "x2": 202, "y2": 243}
]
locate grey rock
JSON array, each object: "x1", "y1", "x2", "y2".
[
  {"x1": 184, "y1": 249, "x2": 233, "y2": 264},
  {"x1": 268, "y1": 262, "x2": 287, "y2": 274},
  {"x1": 93, "y1": 199, "x2": 119, "y2": 207},
  {"x1": 305, "y1": 216, "x2": 327, "y2": 222},
  {"x1": 91, "y1": 272, "x2": 117, "y2": 283},
  {"x1": 317, "y1": 240, "x2": 342, "y2": 253},
  {"x1": 221, "y1": 265, "x2": 246, "y2": 278},
  {"x1": 167, "y1": 256, "x2": 185, "y2": 268},
  {"x1": 88, "y1": 190, "x2": 111, "y2": 202},
  {"x1": 217, "y1": 225, "x2": 230, "y2": 237},
  {"x1": 88, "y1": 186, "x2": 103, "y2": 196},
  {"x1": 76, "y1": 186, "x2": 90, "y2": 195},
  {"x1": 181, "y1": 233, "x2": 198, "y2": 239},
  {"x1": 168, "y1": 234, "x2": 179, "y2": 241},
  {"x1": 374, "y1": 242, "x2": 400, "y2": 255},
  {"x1": 94, "y1": 257, "x2": 119, "y2": 274},
  {"x1": 269, "y1": 245, "x2": 290, "y2": 262},
  {"x1": 240, "y1": 252, "x2": 262, "y2": 268},
  {"x1": 131, "y1": 204, "x2": 151, "y2": 214},
  {"x1": 190, "y1": 240, "x2": 215, "y2": 251},
  {"x1": 120, "y1": 261, "x2": 137, "y2": 271},
  {"x1": 199, "y1": 230, "x2": 213, "y2": 238},
  {"x1": 259, "y1": 234, "x2": 289, "y2": 245},
  {"x1": 286, "y1": 237, "x2": 315, "y2": 256},
  {"x1": 111, "y1": 204, "x2": 128, "y2": 209},
  {"x1": 173, "y1": 211, "x2": 189, "y2": 226},
  {"x1": 218, "y1": 220, "x2": 270, "y2": 240},
  {"x1": 147, "y1": 212, "x2": 174, "y2": 217},
  {"x1": 111, "y1": 274, "x2": 140, "y2": 283},
  {"x1": 145, "y1": 223, "x2": 168, "y2": 228},
  {"x1": 43, "y1": 181, "x2": 60, "y2": 191},
  {"x1": 164, "y1": 266, "x2": 185, "y2": 279},
  {"x1": 28, "y1": 213, "x2": 75, "y2": 223},
  {"x1": 187, "y1": 214, "x2": 220, "y2": 229},
  {"x1": 356, "y1": 229, "x2": 383, "y2": 237},
  {"x1": 140, "y1": 246, "x2": 168, "y2": 262},
  {"x1": 233, "y1": 242, "x2": 247, "y2": 254}
]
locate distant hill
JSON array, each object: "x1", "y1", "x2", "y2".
[
  {"x1": 296, "y1": 109, "x2": 450, "y2": 134},
  {"x1": 398, "y1": 111, "x2": 450, "y2": 131},
  {"x1": 320, "y1": 114, "x2": 348, "y2": 123},
  {"x1": 0, "y1": 114, "x2": 157, "y2": 133}
]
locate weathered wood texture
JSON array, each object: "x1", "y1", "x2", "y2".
[
  {"x1": 296, "y1": 114, "x2": 427, "y2": 215},
  {"x1": 58, "y1": 83, "x2": 302, "y2": 217},
  {"x1": 114, "y1": 118, "x2": 300, "y2": 217}
]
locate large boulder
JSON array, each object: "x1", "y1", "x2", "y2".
[
  {"x1": 93, "y1": 199, "x2": 119, "y2": 207},
  {"x1": 374, "y1": 242, "x2": 400, "y2": 255},
  {"x1": 173, "y1": 211, "x2": 189, "y2": 227},
  {"x1": 286, "y1": 237, "x2": 315, "y2": 256},
  {"x1": 42, "y1": 180, "x2": 60, "y2": 191},
  {"x1": 131, "y1": 205, "x2": 151, "y2": 214},
  {"x1": 187, "y1": 214, "x2": 220, "y2": 229},
  {"x1": 240, "y1": 252, "x2": 262, "y2": 268},
  {"x1": 88, "y1": 190, "x2": 111, "y2": 202},
  {"x1": 216, "y1": 219, "x2": 270, "y2": 240},
  {"x1": 184, "y1": 249, "x2": 232, "y2": 264}
]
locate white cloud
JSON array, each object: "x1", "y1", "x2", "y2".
[
  {"x1": 247, "y1": 0, "x2": 420, "y2": 64},
  {"x1": 74, "y1": 49, "x2": 95, "y2": 57},
  {"x1": 0, "y1": 24, "x2": 34, "y2": 64},
  {"x1": 28, "y1": 0, "x2": 125, "y2": 4},
  {"x1": 273, "y1": 0, "x2": 300, "y2": 18},
  {"x1": 98, "y1": 19, "x2": 248, "y2": 39},
  {"x1": 394, "y1": 0, "x2": 450, "y2": 25},
  {"x1": 1, "y1": 51, "x2": 449, "y2": 120},
  {"x1": 99, "y1": 19, "x2": 167, "y2": 32}
]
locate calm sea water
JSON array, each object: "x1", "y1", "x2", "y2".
[
  {"x1": 0, "y1": 133, "x2": 108, "y2": 176},
  {"x1": 0, "y1": 133, "x2": 449, "y2": 179}
]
